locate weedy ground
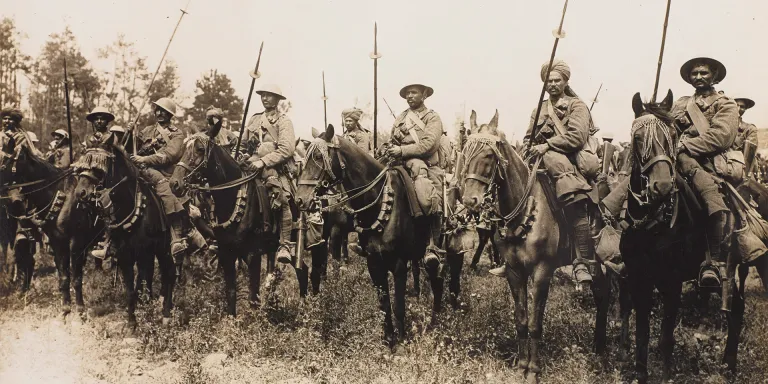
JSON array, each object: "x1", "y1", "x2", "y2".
[{"x1": 0, "y1": 249, "x2": 766, "y2": 383}]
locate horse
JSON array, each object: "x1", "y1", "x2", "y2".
[
  {"x1": 296, "y1": 124, "x2": 444, "y2": 345},
  {"x1": 170, "y1": 130, "x2": 300, "y2": 315},
  {"x1": 73, "y1": 141, "x2": 175, "y2": 327},
  {"x1": 459, "y1": 110, "x2": 614, "y2": 383},
  {"x1": 0, "y1": 139, "x2": 100, "y2": 317}
]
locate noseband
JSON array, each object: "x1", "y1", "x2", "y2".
[
  {"x1": 176, "y1": 134, "x2": 213, "y2": 185},
  {"x1": 299, "y1": 137, "x2": 347, "y2": 201}
]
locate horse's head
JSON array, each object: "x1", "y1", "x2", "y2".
[
  {"x1": 73, "y1": 149, "x2": 113, "y2": 203},
  {"x1": 1, "y1": 142, "x2": 56, "y2": 215},
  {"x1": 296, "y1": 124, "x2": 344, "y2": 211},
  {"x1": 629, "y1": 90, "x2": 677, "y2": 202},
  {"x1": 171, "y1": 133, "x2": 211, "y2": 196},
  {"x1": 459, "y1": 110, "x2": 504, "y2": 213}
]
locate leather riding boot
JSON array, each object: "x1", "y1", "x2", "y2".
[
  {"x1": 700, "y1": 211, "x2": 727, "y2": 288},
  {"x1": 276, "y1": 206, "x2": 296, "y2": 264},
  {"x1": 424, "y1": 215, "x2": 445, "y2": 270},
  {"x1": 568, "y1": 201, "x2": 593, "y2": 285}
]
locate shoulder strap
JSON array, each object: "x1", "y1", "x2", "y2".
[
  {"x1": 546, "y1": 100, "x2": 567, "y2": 136},
  {"x1": 259, "y1": 114, "x2": 281, "y2": 143},
  {"x1": 405, "y1": 110, "x2": 426, "y2": 144},
  {"x1": 154, "y1": 125, "x2": 172, "y2": 145},
  {"x1": 686, "y1": 97, "x2": 711, "y2": 136}
]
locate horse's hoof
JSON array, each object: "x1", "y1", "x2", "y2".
[
  {"x1": 525, "y1": 372, "x2": 539, "y2": 384},
  {"x1": 162, "y1": 317, "x2": 172, "y2": 327}
]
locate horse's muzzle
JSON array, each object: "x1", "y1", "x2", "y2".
[
  {"x1": 462, "y1": 195, "x2": 481, "y2": 213},
  {"x1": 650, "y1": 178, "x2": 674, "y2": 200}
]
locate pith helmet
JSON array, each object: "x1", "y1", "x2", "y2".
[
  {"x1": 152, "y1": 97, "x2": 177, "y2": 116},
  {"x1": 52, "y1": 129, "x2": 69, "y2": 139},
  {"x1": 86, "y1": 106, "x2": 115, "y2": 123},
  {"x1": 255, "y1": 84, "x2": 286, "y2": 100},
  {"x1": 680, "y1": 57, "x2": 727, "y2": 84},
  {"x1": 399, "y1": 83, "x2": 434, "y2": 99}
]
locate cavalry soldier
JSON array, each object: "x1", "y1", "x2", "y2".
[
  {"x1": 131, "y1": 97, "x2": 198, "y2": 275},
  {"x1": 46, "y1": 129, "x2": 71, "y2": 169},
  {"x1": 203, "y1": 106, "x2": 238, "y2": 154},
  {"x1": 385, "y1": 82, "x2": 445, "y2": 269},
  {"x1": 517, "y1": 59, "x2": 596, "y2": 284},
  {"x1": 733, "y1": 98, "x2": 758, "y2": 177},
  {"x1": 241, "y1": 84, "x2": 298, "y2": 265},
  {"x1": 671, "y1": 57, "x2": 739, "y2": 288},
  {"x1": 84, "y1": 107, "x2": 118, "y2": 263},
  {"x1": 341, "y1": 107, "x2": 371, "y2": 154}
]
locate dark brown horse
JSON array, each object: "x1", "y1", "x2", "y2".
[
  {"x1": 0, "y1": 140, "x2": 100, "y2": 318},
  {"x1": 459, "y1": 111, "x2": 613, "y2": 384},
  {"x1": 73, "y1": 143, "x2": 175, "y2": 327},
  {"x1": 170, "y1": 132, "x2": 298, "y2": 315},
  {"x1": 296, "y1": 125, "x2": 444, "y2": 345}
]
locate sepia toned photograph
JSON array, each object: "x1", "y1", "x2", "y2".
[{"x1": 0, "y1": 0, "x2": 766, "y2": 383}]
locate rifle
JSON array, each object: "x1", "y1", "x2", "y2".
[{"x1": 382, "y1": 98, "x2": 396, "y2": 119}]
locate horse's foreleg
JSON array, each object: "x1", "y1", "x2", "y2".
[
  {"x1": 367, "y1": 256, "x2": 394, "y2": 346},
  {"x1": 447, "y1": 252, "x2": 464, "y2": 310},
  {"x1": 137, "y1": 250, "x2": 154, "y2": 302},
  {"x1": 155, "y1": 246, "x2": 175, "y2": 322},
  {"x1": 221, "y1": 252, "x2": 237, "y2": 316},
  {"x1": 723, "y1": 277, "x2": 744, "y2": 373},
  {"x1": 591, "y1": 264, "x2": 611, "y2": 356},
  {"x1": 755, "y1": 255, "x2": 768, "y2": 295},
  {"x1": 119, "y1": 255, "x2": 138, "y2": 330},
  {"x1": 295, "y1": 259, "x2": 309, "y2": 298},
  {"x1": 247, "y1": 251, "x2": 262, "y2": 308},
  {"x1": 469, "y1": 229, "x2": 490, "y2": 270},
  {"x1": 506, "y1": 263, "x2": 530, "y2": 375},
  {"x1": 410, "y1": 260, "x2": 421, "y2": 297},
  {"x1": 658, "y1": 276, "x2": 682, "y2": 382},
  {"x1": 55, "y1": 244, "x2": 72, "y2": 311},
  {"x1": 394, "y1": 258, "x2": 409, "y2": 339},
  {"x1": 527, "y1": 266, "x2": 554, "y2": 381},
  {"x1": 631, "y1": 275, "x2": 653, "y2": 384},
  {"x1": 329, "y1": 225, "x2": 342, "y2": 265},
  {"x1": 310, "y1": 243, "x2": 328, "y2": 295},
  {"x1": 618, "y1": 272, "x2": 633, "y2": 362},
  {"x1": 426, "y1": 254, "x2": 444, "y2": 322}
]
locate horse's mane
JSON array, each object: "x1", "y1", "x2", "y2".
[{"x1": 497, "y1": 138, "x2": 531, "y2": 214}]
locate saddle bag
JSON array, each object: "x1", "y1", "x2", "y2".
[
  {"x1": 593, "y1": 224, "x2": 621, "y2": 263},
  {"x1": 713, "y1": 151, "x2": 745, "y2": 185}
]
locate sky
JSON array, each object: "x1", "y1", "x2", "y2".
[{"x1": 3, "y1": 0, "x2": 767, "y2": 143}]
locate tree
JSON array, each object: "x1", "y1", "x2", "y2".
[
  {"x1": 97, "y1": 34, "x2": 149, "y2": 127},
  {"x1": 189, "y1": 69, "x2": 243, "y2": 124},
  {"x1": 28, "y1": 27, "x2": 101, "y2": 147},
  {"x1": 0, "y1": 17, "x2": 31, "y2": 107}
]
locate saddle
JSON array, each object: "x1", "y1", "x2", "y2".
[
  {"x1": 535, "y1": 170, "x2": 571, "y2": 252},
  {"x1": 390, "y1": 166, "x2": 425, "y2": 218},
  {"x1": 242, "y1": 179, "x2": 274, "y2": 234}
]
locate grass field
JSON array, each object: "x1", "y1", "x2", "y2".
[{"x1": 0, "y1": 249, "x2": 766, "y2": 383}]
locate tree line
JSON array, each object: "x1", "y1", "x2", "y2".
[{"x1": 0, "y1": 17, "x2": 244, "y2": 149}]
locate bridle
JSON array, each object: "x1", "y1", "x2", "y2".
[
  {"x1": 176, "y1": 133, "x2": 214, "y2": 187},
  {"x1": 624, "y1": 113, "x2": 678, "y2": 229}
]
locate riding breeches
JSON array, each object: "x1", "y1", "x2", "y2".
[
  {"x1": 404, "y1": 158, "x2": 443, "y2": 216},
  {"x1": 677, "y1": 153, "x2": 729, "y2": 216},
  {"x1": 140, "y1": 168, "x2": 185, "y2": 215},
  {"x1": 541, "y1": 151, "x2": 592, "y2": 205}
]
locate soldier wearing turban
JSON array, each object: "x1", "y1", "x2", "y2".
[
  {"x1": 502, "y1": 59, "x2": 597, "y2": 286},
  {"x1": 341, "y1": 107, "x2": 371, "y2": 154}
]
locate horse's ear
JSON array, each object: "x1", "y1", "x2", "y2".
[
  {"x1": 311, "y1": 127, "x2": 321, "y2": 138},
  {"x1": 488, "y1": 109, "x2": 499, "y2": 132},
  {"x1": 632, "y1": 92, "x2": 644, "y2": 118},
  {"x1": 470, "y1": 110, "x2": 478, "y2": 134},
  {"x1": 324, "y1": 124, "x2": 335, "y2": 142},
  {"x1": 660, "y1": 89, "x2": 674, "y2": 112},
  {"x1": 208, "y1": 117, "x2": 223, "y2": 139}
]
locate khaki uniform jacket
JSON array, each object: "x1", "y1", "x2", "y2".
[
  {"x1": 672, "y1": 92, "x2": 738, "y2": 158},
  {"x1": 732, "y1": 119, "x2": 758, "y2": 152},
  {"x1": 243, "y1": 111, "x2": 296, "y2": 170},
  {"x1": 136, "y1": 123, "x2": 185, "y2": 178},
  {"x1": 343, "y1": 127, "x2": 371, "y2": 153},
  {"x1": 390, "y1": 105, "x2": 443, "y2": 167},
  {"x1": 523, "y1": 96, "x2": 591, "y2": 154}
]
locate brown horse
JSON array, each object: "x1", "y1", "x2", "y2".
[
  {"x1": 0, "y1": 140, "x2": 101, "y2": 318},
  {"x1": 73, "y1": 143, "x2": 175, "y2": 328},
  {"x1": 459, "y1": 111, "x2": 613, "y2": 384},
  {"x1": 296, "y1": 124, "x2": 444, "y2": 345}
]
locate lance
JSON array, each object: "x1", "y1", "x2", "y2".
[
  {"x1": 383, "y1": 97, "x2": 396, "y2": 119},
  {"x1": 127, "y1": 0, "x2": 192, "y2": 154},
  {"x1": 322, "y1": 71, "x2": 328, "y2": 129},
  {"x1": 234, "y1": 41, "x2": 265, "y2": 158},
  {"x1": 651, "y1": 0, "x2": 672, "y2": 103},
  {"x1": 589, "y1": 83, "x2": 603, "y2": 111},
  {"x1": 528, "y1": 0, "x2": 570, "y2": 152},
  {"x1": 63, "y1": 54, "x2": 74, "y2": 165},
  {"x1": 370, "y1": 22, "x2": 382, "y2": 150}
]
